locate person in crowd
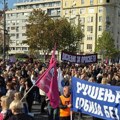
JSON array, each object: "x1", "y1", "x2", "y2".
[
  {"x1": 59, "y1": 86, "x2": 71, "y2": 120},
  {"x1": 101, "y1": 78, "x2": 109, "y2": 85},
  {"x1": 0, "y1": 96, "x2": 12, "y2": 120},
  {"x1": 6, "y1": 82, "x2": 15, "y2": 103},
  {"x1": 88, "y1": 76, "x2": 96, "y2": 83},
  {"x1": 18, "y1": 77, "x2": 26, "y2": 97},
  {"x1": 24, "y1": 78, "x2": 34, "y2": 112},
  {"x1": 39, "y1": 89, "x2": 46, "y2": 113},
  {"x1": 47, "y1": 100, "x2": 59, "y2": 120},
  {"x1": 31, "y1": 71, "x2": 40, "y2": 103},
  {"x1": 14, "y1": 92, "x2": 28, "y2": 114},
  {"x1": 8, "y1": 100, "x2": 34, "y2": 120},
  {"x1": 0, "y1": 79, "x2": 6, "y2": 98}
]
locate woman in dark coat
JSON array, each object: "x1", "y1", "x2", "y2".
[
  {"x1": 8, "y1": 100, "x2": 34, "y2": 120},
  {"x1": 25, "y1": 77, "x2": 34, "y2": 112}
]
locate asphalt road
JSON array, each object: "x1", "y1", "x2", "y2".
[{"x1": 32, "y1": 103, "x2": 93, "y2": 120}]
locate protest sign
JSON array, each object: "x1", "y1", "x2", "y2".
[
  {"x1": 71, "y1": 77, "x2": 120, "y2": 120},
  {"x1": 61, "y1": 51, "x2": 97, "y2": 64}
]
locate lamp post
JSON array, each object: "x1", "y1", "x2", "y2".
[{"x1": 3, "y1": 0, "x2": 7, "y2": 62}]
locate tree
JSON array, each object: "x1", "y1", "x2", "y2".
[
  {"x1": 25, "y1": 9, "x2": 53, "y2": 52},
  {"x1": 25, "y1": 9, "x2": 84, "y2": 54},
  {"x1": 96, "y1": 31, "x2": 118, "y2": 59},
  {"x1": 52, "y1": 18, "x2": 84, "y2": 52}
]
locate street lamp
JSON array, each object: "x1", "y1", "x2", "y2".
[{"x1": 2, "y1": 0, "x2": 8, "y2": 62}]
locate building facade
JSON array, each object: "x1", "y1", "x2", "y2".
[
  {"x1": 6, "y1": 0, "x2": 61, "y2": 54},
  {"x1": 62, "y1": 0, "x2": 120, "y2": 53}
]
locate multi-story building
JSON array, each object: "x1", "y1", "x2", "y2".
[
  {"x1": 6, "y1": 0, "x2": 61, "y2": 54},
  {"x1": 62, "y1": 0, "x2": 120, "y2": 53}
]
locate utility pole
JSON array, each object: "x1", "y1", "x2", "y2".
[{"x1": 3, "y1": 0, "x2": 7, "y2": 62}]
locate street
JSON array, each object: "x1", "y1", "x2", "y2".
[{"x1": 32, "y1": 103, "x2": 93, "y2": 120}]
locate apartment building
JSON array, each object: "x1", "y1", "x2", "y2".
[
  {"x1": 62, "y1": 0, "x2": 120, "y2": 53},
  {"x1": 6, "y1": 0, "x2": 61, "y2": 54}
]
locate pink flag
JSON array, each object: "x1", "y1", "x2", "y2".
[
  {"x1": 36, "y1": 45, "x2": 59, "y2": 108},
  {"x1": 49, "y1": 44, "x2": 56, "y2": 65}
]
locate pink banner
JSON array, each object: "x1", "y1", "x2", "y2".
[{"x1": 36, "y1": 45, "x2": 59, "y2": 108}]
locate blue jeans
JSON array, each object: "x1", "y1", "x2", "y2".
[{"x1": 47, "y1": 102, "x2": 59, "y2": 120}]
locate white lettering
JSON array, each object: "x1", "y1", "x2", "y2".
[
  {"x1": 104, "y1": 89, "x2": 115, "y2": 102},
  {"x1": 62, "y1": 53, "x2": 76, "y2": 62},
  {"x1": 77, "y1": 82, "x2": 82, "y2": 93},
  {"x1": 75, "y1": 98, "x2": 103, "y2": 116},
  {"x1": 115, "y1": 91, "x2": 120, "y2": 103},
  {"x1": 97, "y1": 88, "x2": 104, "y2": 101},
  {"x1": 104, "y1": 106, "x2": 119, "y2": 120},
  {"x1": 89, "y1": 86, "x2": 99, "y2": 99}
]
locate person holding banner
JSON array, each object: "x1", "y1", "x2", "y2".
[{"x1": 59, "y1": 86, "x2": 71, "y2": 120}]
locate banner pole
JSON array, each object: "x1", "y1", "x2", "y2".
[
  {"x1": 20, "y1": 67, "x2": 49, "y2": 102},
  {"x1": 20, "y1": 85, "x2": 35, "y2": 102},
  {"x1": 70, "y1": 111, "x2": 73, "y2": 120}
]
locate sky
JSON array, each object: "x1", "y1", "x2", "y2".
[{"x1": 0, "y1": 0, "x2": 17, "y2": 10}]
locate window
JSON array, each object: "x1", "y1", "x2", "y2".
[
  {"x1": 99, "y1": 16, "x2": 102, "y2": 22},
  {"x1": 65, "y1": 1, "x2": 68, "y2": 6},
  {"x1": 16, "y1": 47, "x2": 21, "y2": 50},
  {"x1": 16, "y1": 34, "x2": 19, "y2": 39},
  {"x1": 118, "y1": 11, "x2": 120, "y2": 17},
  {"x1": 16, "y1": 13, "x2": 19, "y2": 17},
  {"x1": 99, "y1": 7, "x2": 103, "y2": 13},
  {"x1": 80, "y1": 17, "x2": 85, "y2": 23},
  {"x1": 87, "y1": 35, "x2": 93, "y2": 40},
  {"x1": 81, "y1": 25, "x2": 85, "y2": 32},
  {"x1": 7, "y1": 14, "x2": 10, "y2": 18},
  {"x1": 22, "y1": 33, "x2": 26, "y2": 36},
  {"x1": 90, "y1": 0, "x2": 94, "y2": 5},
  {"x1": 65, "y1": 10, "x2": 69, "y2": 15},
  {"x1": 16, "y1": 20, "x2": 19, "y2": 25},
  {"x1": 12, "y1": 20, "x2": 16, "y2": 25},
  {"x1": 81, "y1": 0, "x2": 85, "y2": 4},
  {"x1": 22, "y1": 26, "x2": 26, "y2": 30},
  {"x1": 88, "y1": 8, "x2": 94, "y2": 13},
  {"x1": 87, "y1": 44, "x2": 92, "y2": 49},
  {"x1": 10, "y1": 34, "x2": 15, "y2": 37},
  {"x1": 99, "y1": 26, "x2": 102, "y2": 31},
  {"x1": 7, "y1": 21, "x2": 11, "y2": 25},
  {"x1": 99, "y1": 0, "x2": 103, "y2": 3},
  {"x1": 22, "y1": 47, "x2": 27, "y2": 50},
  {"x1": 24, "y1": 13, "x2": 29, "y2": 16},
  {"x1": 10, "y1": 47, "x2": 15, "y2": 50},
  {"x1": 16, "y1": 27, "x2": 19, "y2": 32},
  {"x1": 87, "y1": 26, "x2": 93, "y2": 33},
  {"x1": 106, "y1": 0, "x2": 110, "y2": 3},
  {"x1": 87, "y1": 16, "x2": 93, "y2": 22},
  {"x1": 7, "y1": 27, "x2": 10, "y2": 32},
  {"x1": 71, "y1": 9, "x2": 76, "y2": 15},
  {"x1": 11, "y1": 27, "x2": 15, "y2": 30},
  {"x1": 22, "y1": 19, "x2": 26, "y2": 23},
  {"x1": 80, "y1": 8, "x2": 86, "y2": 14}
]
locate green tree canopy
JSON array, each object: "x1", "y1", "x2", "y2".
[
  {"x1": 96, "y1": 31, "x2": 118, "y2": 58},
  {"x1": 25, "y1": 9, "x2": 84, "y2": 54}
]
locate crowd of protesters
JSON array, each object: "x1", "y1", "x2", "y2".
[{"x1": 0, "y1": 57, "x2": 120, "y2": 120}]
